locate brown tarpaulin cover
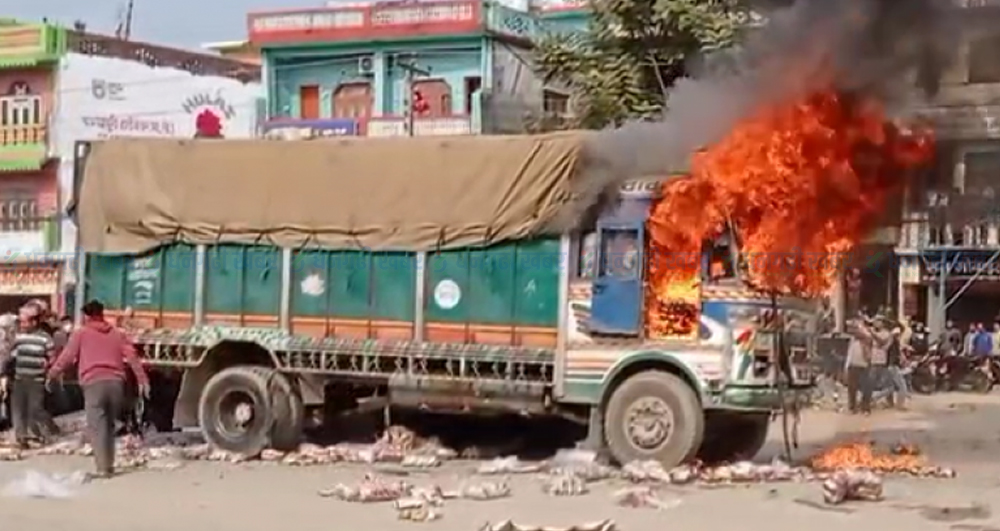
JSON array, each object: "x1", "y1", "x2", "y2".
[{"x1": 78, "y1": 133, "x2": 600, "y2": 254}]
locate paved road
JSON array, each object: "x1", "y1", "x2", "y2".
[{"x1": 2, "y1": 393, "x2": 1000, "y2": 531}]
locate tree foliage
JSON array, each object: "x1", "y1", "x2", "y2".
[{"x1": 534, "y1": 0, "x2": 753, "y2": 129}]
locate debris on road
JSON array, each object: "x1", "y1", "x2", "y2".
[
  {"x1": 2, "y1": 470, "x2": 89, "y2": 499},
  {"x1": 821, "y1": 469, "x2": 884, "y2": 505},
  {"x1": 479, "y1": 520, "x2": 617, "y2": 531},
  {"x1": 317, "y1": 473, "x2": 411, "y2": 502},
  {"x1": 542, "y1": 471, "x2": 588, "y2": 496},
  {"x1": 477, "y1": 456, "x2": 544, "y2": 475},
  {"x1": 613, "y1": 486, "x2": 682, "y2": 509},
  {"x1": 459, "y1": 479, "x2": 511, "y2": 500}
]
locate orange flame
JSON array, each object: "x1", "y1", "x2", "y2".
[
  {"x1": 811, "y1": 442, "x2": 926, "y2": 472},
  {"x1": 644, "y1": 90, "x2": 933, "y2": 336}
]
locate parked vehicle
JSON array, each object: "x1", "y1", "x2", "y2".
[
  {"x1": 911, "y1": 342, "x2": 992, "y2": 394},
  {"x1": 910, "y1": 342, "x2": 943, "y2": 394},
  {"x1": 70, "y1": 137, "x2": 817, "y2": 468}
]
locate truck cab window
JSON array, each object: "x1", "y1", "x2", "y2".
[
  {"x1": 600, "y1": 229, "x2": 640, "y2": 278},
  {"x1": 706, "y1": 235, "x2": 736, "y2": 282}
]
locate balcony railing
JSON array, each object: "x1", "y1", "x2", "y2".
[
  {"x1": 367, "y1": 116, "x2": 473, "y2": 136},
  {"x1": 898, "y1": 216, "x2": 1000, "y2": 250},
  {"x1": 0, "y1": 124, "x2": 46, "y2": 146},
  {"x1": 0, "y1": 216, "x2": 59, "y2": 257}
]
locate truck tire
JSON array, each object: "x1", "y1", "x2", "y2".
[
  {"x1": 603, "y1": 371, "x2": 704, "y2": 468},
  {"x1": 198, "y1": 366, "x2": 275, "y2": 455},
  {"x1": 698, "y1": 414, "x2": 770, "y2": 463},
  {"x1": 268, "y1": 371, "x2": 305, "y2": 451}
]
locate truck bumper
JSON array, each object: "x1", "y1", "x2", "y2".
[{"x1": 718, "y1": 384, "x2": 813, "y2": 411}]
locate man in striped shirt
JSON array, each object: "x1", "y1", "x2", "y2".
[{"x1": 0, "y1": 303, "x2": 55, "y2": 447}]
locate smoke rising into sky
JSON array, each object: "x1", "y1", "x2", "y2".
[{"x1": 592, "y1": 0, "x2": 960, "y2": 181}]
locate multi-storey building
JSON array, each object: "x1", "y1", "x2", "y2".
[
  {"x1": 0, "y1": 19, "x2": 263, "y2": 314},
  {"x1": 896, "y1": 1, "x2": 1000, "y2": 333},
  {"x1": 250, "y1": 0, "x2": 582, "y2": 138},
  {"x1": 0, "y1": 20, "x2": 66, "y2": 313}
]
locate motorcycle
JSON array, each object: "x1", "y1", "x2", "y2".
[
  {"x1": 910, "y1": 342, "x2": 943, "y2": 394},
  {"x1": 912, "y1": 343, "x2": 994, "y2": 394}
]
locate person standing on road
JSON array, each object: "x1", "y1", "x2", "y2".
[
  {"x1": 46, "y1": 300, "x2": 149, "y2": 478},
  {"x1": 0, "y1": 304, "x2": 55, "y2": 448},
  {"x1": 867, "y1": 320, "x2": 893, "y2": 408},
  {"x1": 944, "y1": 320, "x2": 962, "y2": 355},
  {"x1": 884, "y1": 326, "x2": 909, "y2": 410},
  {"x1": 992, "y1": 322, "x2": 1000, "y2": 357},
  {"x1": 973, "y1": 323, "x2": 993, "y2": 357},
  {"x1": 844, "y1": 320, "x2": 872, "y2": 414},
  {"x1": 964, "y1": 324, "x2": 978, "y2": 356}
]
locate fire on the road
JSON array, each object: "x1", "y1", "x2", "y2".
[{"x1": 810, "y1": 441, "x2": 927, "y2": 473}]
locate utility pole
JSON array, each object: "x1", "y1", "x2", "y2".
[
  {"x1": 396, "y1": 55, "x2": 429, "y2": 137},
  {"x1": 123, "y1": 0, "x2": 134, "y2": 40}
]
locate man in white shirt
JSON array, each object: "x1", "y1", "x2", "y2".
[{"x1": 844, "y1": 320, "x2": 872, "y2": 414}]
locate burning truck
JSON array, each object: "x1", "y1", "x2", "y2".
[{"x1": 67, "y1": 85, "x2": 930, "y2": 469}]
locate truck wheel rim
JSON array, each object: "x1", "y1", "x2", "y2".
[
  {"x1": 217, "y1": 391, "x2": 257, "y2": 438},
  {"x1": 625, "y1": 397, "x2": 673, "y2": 450}
]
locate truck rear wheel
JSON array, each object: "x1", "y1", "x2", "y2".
[
  {"x1": 269, "y1": 372, "x2": 305, "y2": 451},
  {"x1": 698, "y1": 413, "x2": 770, "y2": 463},
  {"x1": 199, "y1": 366, "x2": 275, "y2": 455},
  {"x1": 603, "y1": 371, "x2": 704, "y2": 468}
]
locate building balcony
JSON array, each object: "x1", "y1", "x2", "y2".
[
  {"x1": 261, "y1": 116, "x2": 474, "y2": 137},
  {"x1": 367, "y1": 116, "x2": 473, "y2": 136},
  {"x1": 248, "y1": 0, "x2": 537, "y2": 46},
  {"x1": 261, "y1": 118, "x2": 361, "y2": 139},
  {"x1": 898, "y1": 215, "x2": 1000, "y2": 252},
  {"x1": 914, "y1": 104, "x2": 1000, "y2": 140},
  {"x1": 0, "y1": 124, "x2": 48, "y2": 172},
  {"x1": 0, "y1": 216, "x2": 59, "y2": 260},
  {"x1": 0, "y1": 21, "x2": 66, "y2": 67}
]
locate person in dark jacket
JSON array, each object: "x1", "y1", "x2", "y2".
[{"x1": 46, "y1": 300, "x2": 149, "y2": 478}]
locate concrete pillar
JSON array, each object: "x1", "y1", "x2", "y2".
[
  {"x1": 927, "y1": 285, "x2": 944, "y2": 337},
  {"x1": 372, "y1": 51, "x2": 387, "y2": 117},
  {"x1": 832, "y1": 269, "x2": 846, "y2": 333}
]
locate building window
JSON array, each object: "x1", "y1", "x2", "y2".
[
  {"x1": 967, "y1": 35, "x2": 1000, "y2": 84},
  {"x1": 0, "y1": 196, "x2": 40, "y2": 232},
  {"x1": 543, "y1": 90, "x2": 569, "y2": 115},
  {"x1": 0, "y1": 81, "x2": 43, "y2": 127},
  {"x1": 962, "y1": 149, "x2": 1000, "y2": 197}
]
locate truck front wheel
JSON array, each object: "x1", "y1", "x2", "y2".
[
  {"x1": 603, "y1": 371, "x2": 704, "y2": 468},
  {"x1": 198, "y1": 366, "x2": 276, "y2": 455}
]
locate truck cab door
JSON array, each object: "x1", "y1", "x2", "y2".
[{"x1": 589, "y1": 223, "x2": 644, "y2": 335}]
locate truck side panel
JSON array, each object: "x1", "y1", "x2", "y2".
[
  {"x1": 204, "y1": 245, "x2": 282, "y2": 326},
  {"x1": 289, "y1": 250, "x2": 416, "y2": 339},
  {"x1": 87, "y1": 244, "x2": 197, "y2": 328},
  {"x1": 424, "y1": 239, "x2": 560, "y2": 346},
  {"x1": 85, "y1": 238, "x2": 562, "y2": 349}
]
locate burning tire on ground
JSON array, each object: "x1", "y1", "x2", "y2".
[
  {"x1": 697, "y1": 413, "x2": 769, "y2": 464},
  {"x1": 198, "y1": 366, "x2": 276, "y2": 455},
  {"x1": 602, "y1": 371, "x2": 704, "y2": 468}
]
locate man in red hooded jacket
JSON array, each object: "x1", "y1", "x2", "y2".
[{"x1": 46, "y1": 300, "x2": 149, "y2": 478}]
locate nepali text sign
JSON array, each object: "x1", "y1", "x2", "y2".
[{"x1": 920, "y1": 249, "x2": 1000, "y2": 281}]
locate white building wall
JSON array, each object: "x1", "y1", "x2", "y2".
[{"x1": 52, "y1": 53, "x2": 262, "y2": 256}]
